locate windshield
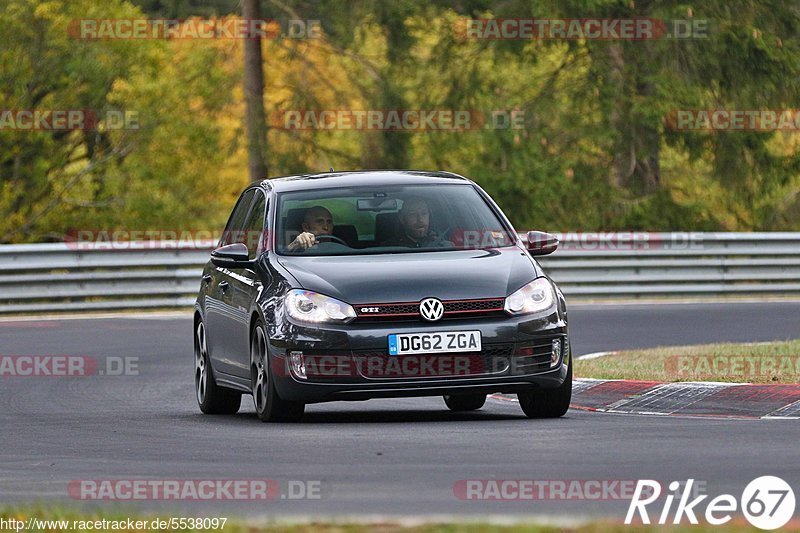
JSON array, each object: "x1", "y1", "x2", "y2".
[{"x1": 275, "y1": 184, "x2": 516, "y2": 256}]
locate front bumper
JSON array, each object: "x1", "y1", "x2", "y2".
[{"x1": 266, "y1": 310, "x2": 569, "y2": 403}]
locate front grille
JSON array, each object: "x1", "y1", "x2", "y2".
[
  {"x1": 355, "y1": 297, "x2": 506, "y2": 322},
  {"x1": 297, "y1": 338, "x2": 562, "y2": 382},
  {"x1": 359, "y1": 303, "x2": 418, "y2": 316},
  {"x1": 352, "y1": 344, "x2": 514, "y2": 380},
  {"x1": 444, "y1": 299, "x2": 503, "y2": 313}
]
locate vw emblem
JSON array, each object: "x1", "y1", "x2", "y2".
[{"x1": 419, "y1": 297, "x2": 444, "y2": 322}]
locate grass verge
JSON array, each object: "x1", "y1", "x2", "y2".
[
  {"x1": 575, "y1": 340, "x2": 800, "y2": 384},
  {"x1": 1, "y1": 506, "x2": 797, "y2": 532}
]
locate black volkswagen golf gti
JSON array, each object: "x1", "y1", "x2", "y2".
[{"x1": 194, "y1": 170, "x2": 570, "y2": 422}]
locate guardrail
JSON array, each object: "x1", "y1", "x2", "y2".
[{"x1": 1, "y1": 232, "x2": 799, "y2": 314}]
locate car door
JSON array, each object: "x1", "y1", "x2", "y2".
[
  {"x1": 205, "y1": 189, "x2": 256, "y2": 377},
  {"x1": 223, "y1": 190, "x2": 268, "y2": 378}
]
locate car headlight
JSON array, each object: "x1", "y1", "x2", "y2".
[
  {"x1": 504, "y1": 278, "x2": 556, "y2": 315},
  {"x1": 285, "y1": 289, "x2": 356, "y2": 323}
]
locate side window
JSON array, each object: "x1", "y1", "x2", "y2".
[
  {"x1": 220, "y1": 189, "x2": 256, "y2": 246},
  {"x1": 243, "y1": 192, "x2": 267, "y2": 260}
]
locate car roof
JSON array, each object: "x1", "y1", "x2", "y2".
[{"x1": 257, "y1": 170, "x2": 471, "y2": 193}]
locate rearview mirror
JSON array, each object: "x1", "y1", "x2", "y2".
[
  {"x1": 526, "y1": 231, "x2": 559, "y2": 256},
  {"x1": 210, "y1": 243, "x2": 253, "y2": 269},
  {"x1": 357, "y1": 198, "x2": 398, "y2": 211}
]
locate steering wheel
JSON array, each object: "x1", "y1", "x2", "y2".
[{"x1": 314, "y1": 234, "x2": 349, "y2": 246}]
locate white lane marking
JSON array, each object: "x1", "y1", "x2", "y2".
[
  {"x1": 486, "y1": 379, "x2": 795, "y2": 421},
  {"x1": 763, "y1": 399, "x2": 800, "y2": 419},
  {"x1": 605, "y1": 381, "x2": 744, "y2": 414},
  {"x1": 569, "y1": 298, "x2": 800, "y2": 308},
  {"x1": 241, "y1": 513, "x2": 592, "y2": 528},
  {"x1": 575, "y1": 351, "x2": 616, "y2": 360},
  {"x1": 575, "y1": 342, "x2": 777, "y2": 362},
  {"x1": 0, "y1": 311, "x2": 191, "y2": 323},
  {"x1": 488, "y1": 378, "x2": 607, "y2": 403},
  {"x1": 488, "y1": 394, "x2": 518, "y2": 402},
  {"x1": 572, "y1": 379, "x2": 607, "y2": 393}
]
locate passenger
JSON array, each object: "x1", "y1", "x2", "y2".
[{"x1": 382, "y1": 197, "x2": 453, "y2": 248}]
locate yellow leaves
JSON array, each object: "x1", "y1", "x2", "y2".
[
  {"x1": 660, "y1": 144, "x2": 744, "y2": 229},
  {"x1": 767, "y1": 131, "x2": 800, "y2": 156},
  {"x1": 187, "y1": 97, "x2": 206, "y2": 114},
  {"x1": 32, "y1": 0, "x2": 64, "y2": 19}
]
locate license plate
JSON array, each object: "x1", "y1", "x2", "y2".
[{"x1": 388, "y1": 331, "x2": 481, "y2": 355}]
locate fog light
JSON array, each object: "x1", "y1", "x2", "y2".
[
  {"x1": 289, "y1": 351, "x2": 306, "y2": 379},
  {"x1": 515, "y1": 346, "x2": 534, "y2": 357},
  {"x1": 550, "y1": 339, "x2": 561, "y2": 368}
]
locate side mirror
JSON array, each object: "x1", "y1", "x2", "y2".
[
  {"x1": 210, "y1": 243, "x2": 253, "y2": 269},
  {"x1": 526, "y1": 231, "x2": 559, "y2": 256}
]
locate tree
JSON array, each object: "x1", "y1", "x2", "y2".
[{"x1": 242, "y1": 0, "x2": 269, "y2": 181}]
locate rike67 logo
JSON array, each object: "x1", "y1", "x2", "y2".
[{"x1": 626, "y1": 477, "x2": 796, "y2": 530}]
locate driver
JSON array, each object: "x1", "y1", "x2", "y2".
[
  {"x1": 382, "y1": 196, "x2": 452, "y2": 248},
  {"x1": 287, "y1": 206, "x2": 334, "y2": 251}
]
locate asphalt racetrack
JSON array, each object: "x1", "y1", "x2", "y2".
[{"x1": 0, "y1": 301, "x2": 798, "y2": 521}]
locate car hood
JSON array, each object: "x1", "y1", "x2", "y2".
[{"x1": 276, "y1": 247, "x2": 541, "y2": 304}]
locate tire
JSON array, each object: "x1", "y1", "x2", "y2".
[
  {"x1": 195, "y1": 319, "x2": 241, "y2": 415},
  {"x1": 443, "y1": 394, "x2": 486, "y2": 411},
  {"x1": 518, "y1": 357, "x2": 572, "y2": 419},
  {"x1": 251, "y1": 321, "x2": 305, "y2": 423}
]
